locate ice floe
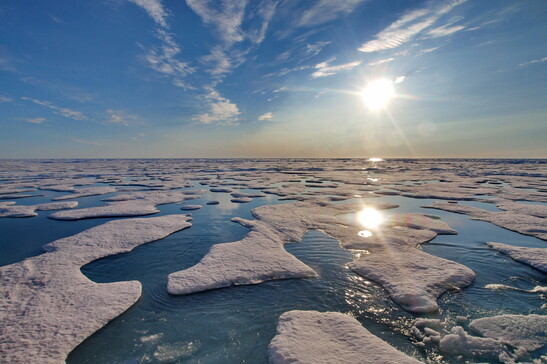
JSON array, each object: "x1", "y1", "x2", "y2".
[
  {"x1": 181, "y1": 205, "x2": 202, "y2": 211},
  {"x1": 0, "y1": 214, "x2": 192, "y2": 363},
  {"x1": 268, "y1": 310, "x2": 422, "y2": 364},
  {"x1": 487, "y1": 242, "x2": 547, "y2": 273},
  {"x1": 0, "y1": 201, "x2": 78, "y2": 218}
]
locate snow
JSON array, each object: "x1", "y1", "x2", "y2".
[
  {"x1": 52, "y1": 186, "x2": 117, "y2": 200},
  {"x1": 49, "y1": 191, "x2": 194, "y2": 220},
  {"x1": 487, "y1": 242, "x2": 547, "y2": 273},
  {"x1": 0, "y1": 214, "x2": 192, "y2": 363},
  {"x1": 268, "y1": 310, "x2": 423, "y2": 364},
  {"x1": 469, "y1": 314, "x2": 547, "y2": 352},
  {"x1": 230, "y1": 197, "x2": 253, "y2": 203},
  {"x1": 181, "y1": 205, "x2": 202, "y2": 210},
  {"x1": 0, "y1": 201, "x2": 78, "y2": 218},
  {"x1": 168, "y1": 199, "x2": 472, "y2": 313},
  {"x1": 423, "y1": 201, "x2": 547, "y2": 241}
]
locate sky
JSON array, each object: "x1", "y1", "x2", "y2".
[{"x1": 0, "y1": 0, "x2": 546, "y2": 158}]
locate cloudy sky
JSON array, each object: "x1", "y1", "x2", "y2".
[{"x1": 1, "y1": 0, "x2": 546, "y2": 158}]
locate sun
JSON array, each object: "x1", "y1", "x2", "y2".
[
  {"x1": 356, "y1": 207, "x2": 384, "y2": 229},
  {"x1": 361, "y1": 79, "x2": 395, "y2": 110}
]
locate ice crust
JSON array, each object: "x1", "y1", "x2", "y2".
[
  {"x1": 487, "y1": 242, "x2": 547, "y2": 273},
  {"x1": 0, "y1": 214, "x2": 192, "y2": 363},
  {"x1": 469, "y1": 314, "x2": 547, "y2": 351},
  {"x1": 268, "y1": 310, "x2": 423, "y2": 364},
  {"x1": 423, "y1": 201, "x2": 547, "y2": 241},
  {"x1": 0, "y1": 201, "x2": 78, "y2": 218},
  {"x1": 168, "y1": 200, "x2": 473, "y2": 313},
  {"x1": 49, "y1": 191, "x2": 197, "y2": 220}
]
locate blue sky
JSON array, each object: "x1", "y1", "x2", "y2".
[{"x1": 1, "y1": 0, "x2": 546, "y2": 158}]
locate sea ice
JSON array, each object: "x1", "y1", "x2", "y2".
[
  {"x1": 0, "y1": 201, "x2": 78, "y2": 218},
  {"x1": 487, "y1": 242, "x2": 547, "y2": 273},
  {"x1": 268, "y1": 310, "x2": 422, "y2": 364},
  {"x1": 52, "y1": 186, "x2": 117, "y2": 200},
  {"x1": 0, "y1": 214, "x2": 192, "y2": 363},
  {"x1": 181, "y1": 205, "x2": 201, "y2": 210}
]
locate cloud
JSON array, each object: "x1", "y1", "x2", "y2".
[
  {"x1": 519, "y1": 56, "x2": 547, "y2": 67},
  {"x1": 0, "y1": 95, "x2": 13, "y2": 102},
  {"x1": 128, "y1": 0, "x2": 169, "y2": 28},
  {"x1": 427, "y1": 24, "x2": 465, "y2": 38},
  {"x1": 106, "y1": 109, "x2": 137, "y2": 126},
  {"x1": 299, "y1": 0, "x2": 367, "y2": 27},
  {"x1": 21, "y1": 97, "x2": 88, "y2": 120},
  {"x1": 368, "y1": 57, "x2": 394, "y2": 66},
  {"x1": 193, "y1": 88, "x2": 241, "y2": 125},
  {"x1": 128, "y1": 0, "x2": 194, "y2": 89},
  {"x1": 19, "y1": 117, "x2": 45, "y2": 124},
  {"x1": 312, "y1": 57, "x2": 362, "y2": 78},
  {"x1": 141, "y1": 30, "x2": 195, "y2": 89},
  {"x1": 358, "y1": 0, "x2": 467, "y2": 53},
  {"x1": 416, "y1": 46, "x2": 439, "y2": 56},
  {"x1": 305, "y1": 41, "x2": 331, "y2": 58},
  {"x1": 186, "y1": 0, "x2": 247, "y2": 44},
  {"x1": 258, "y1": 112, "x2": 273, "y2": 121}
]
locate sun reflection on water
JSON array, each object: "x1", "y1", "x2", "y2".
[{"x1": 357, "y1": 207, "x2": 384, "y2": 229}]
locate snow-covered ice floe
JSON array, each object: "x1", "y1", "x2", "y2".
[
  {"x1": 48, "y1": 190, "x2": 200, "y2": 220},
  {"x1": 487, "y1": 242, "x2": 547, "y2": 273},
  {"x1": 0, "y1": 214, "x2": 192, "y2": 363},
  {"x1": 168, "y1": 200, "x2": 474, "y2": 313},
  {"x1": 268, "y1": 310, "x2": 423, "y2": 364},
  {"x1": 0, "y1": 201, "x2": 78, "y2": 218}
]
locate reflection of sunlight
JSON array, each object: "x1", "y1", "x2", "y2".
[
  {"x1": 357, "y1": 207, "x2": 384, "y2": 229},
  {"x1": 361, "y1": 79, "x2": 394, "y2": 110},
  {"x1": 358, "y1": 230, "x2": 372, "y2": 238},
  {"x1": 367, "y1": 157, "x2": 383, "y2": 162}
]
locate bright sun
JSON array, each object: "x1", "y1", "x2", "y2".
[{"x1": 361, "y1": 79, "x2": 394, "y2": 110}]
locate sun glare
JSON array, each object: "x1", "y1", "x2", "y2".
[
  {"x1": 361, "y1": 79, "x2": 394, "y2": 110},
  {"x1": 357, "y1": 207, "x2": 384, "y2": 229}
]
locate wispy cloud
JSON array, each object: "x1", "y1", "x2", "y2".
[
  {"x1": 368, "y1": 57, "x2": 394, "y2": 66},
  {"x1": 193, "y1": 88, "x2": 241, "y2": 125},
  {"x1": 0, "y1": 95, "x2": 13, "y2": 102},
  {"x1": 358, "y1": 0, "x2": 467, "y2": 53},
  {"x1": 186, "y1": 0, "x2": 247, "y2": 44},
  {"x1": 18, "y1": 117, "x2": 45, "y2": 124},
  {"x1": 312, "y1": 57, "x2": 361, "y2": 78},
  {"x1": 21, "y1": 97, "x2": 88, "y2": 120},
  {"x1": 105, "y1": 109, "x2": 137, "y2": 126},
  {"x1": 519, "y1": 56, "x2": 547, "y2": 67},
  {"x1": 299, "y1": 0, "x2": 367, "y2": 27},
  {"x1": 128, "y1": 0, "x2": 169, "y2": 28},
  {"x1": 258, "y1": 112, "x2": 273, "y2": 121},
  {"x1": 129, "y1": 0, "x2": 194, "y2": 89},
  {"x1": 416, "y1": 46, "x2": 439, "y2": 56}
]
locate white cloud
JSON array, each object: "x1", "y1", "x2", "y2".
[
  {"x1": 427, "y1": 24, "x2": 465, "y2": 38},
  {"x1": 186, "y1": 0, "x2": 247, "y2": 44},
  {"x1": 368, "y1": 57, "x2": 394, "y2": 66},
  {"x1": 193, "y1": 88, "x2": 241, "y2": 125},
  {"x1": 21, "y1": 97, "x2": 88, "y2": 120},
  {"x1": 128, "y1": 0, "x2": 169, "y2": 28},
  {"x1": 305, "y1": 41, "x2": 331, "y2": 58},
  {"x1": 19, "y1": 117, "x2": 45, "y2": 124},
  {"x1": 519, "y1": 56, "x2": 547, "y2": 67},
  {"x1": 142, "y1": 31, "x2": 195, "y2": 89},
  {"x1": 416, "y1": 46, "x2": 439, "y2": 56},
  {"x1": 312, "y1": 57, "x2": 362, "y2": 78},
  {"x1": 258, "y1": 112, "x2": 273, "y2": 121},
  {"x1": 105, "y1": 109, "x2": 137, "y2": 126},
  {"x1": 299, "y1": 0, "x2": 367, "y2": 27},
  {"x1": 0, "y1": 95, "x2": 13, "y2": 102},
  {"x1": 358, "y1": 0, "x2": 467, "y2": 53}
]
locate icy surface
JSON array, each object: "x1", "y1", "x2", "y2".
[
  {"x1": 0, "y1": 201, "x2": 78, "y2": 218},
  {"x1": 268, "y1": 310, "x2": 422, "y2": 364},
  {"x1": 181, "y1": 204, "x2": 202, "y2": 210},
  {"x1": 49, "y1": 191, "x2": 196, "y2": 220},
  {"x1": 487, "y1": 242, "x2": 547, "y2": 273},
  {"x1": 169, "y1": 200, "x2": 473, "y2": 313},
  {"x1": 469, "y1": 314, "x2": 547, "y2": 351},
  {"x1": 0, "y1": 215, "x2": 192, "y2": 363}
]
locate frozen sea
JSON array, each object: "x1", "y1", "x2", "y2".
[{"x1": 0, "y1": 159, "x2": 545, "y2": 363}]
